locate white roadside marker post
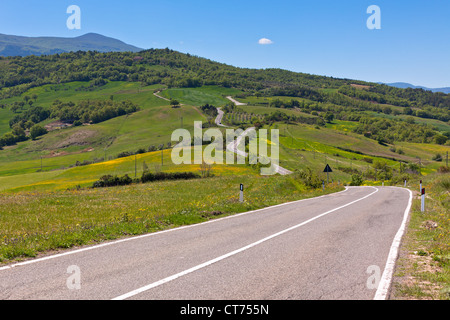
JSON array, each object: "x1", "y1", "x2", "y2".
[
  {"x1": 240, "y1": 184, "x2": 244, "y2": 203},
  {"x1": 421, "y1": 188, "x2": 425, "y2": 212},
  {"x1": 420, "y1": 180, "x2": 422, "y2": 194}
]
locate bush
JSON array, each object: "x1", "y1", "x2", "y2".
[
  {"x1": 434, "y1": 134, "x2": 447, "y2": 145},
  {"x1": 141, "y1": 171, "x2": 200, "y2": 183},
  {"x1": 29, "y1": 124, "x2": 48, "y2": 140},
  {"x1": 92, "y1": 174, "x2": 133, "y2": 188},
  {"x1": 295, "y1": 168, "x2": 322, "y2": 189},
  {"x1": 117, "y1": 151, "x2": 134, "y2": 158},
  {"x1": 350, "y1": 174, "x2": 363, "y2": 186}
]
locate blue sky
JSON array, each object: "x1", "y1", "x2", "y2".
[{"x1": 1, "y1": 0, "x2": 449, "y2": 88}]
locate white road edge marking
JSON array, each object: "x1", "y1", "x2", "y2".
[
  {"x1": 0, "y1": 187, "x2": 351, "y2": 272},
  {"x1": 374, "y1": 187, "x2": 413, "y2": 300},
  {"x1": 112, "y1": 187, "x2": 379, "y2": 300}
]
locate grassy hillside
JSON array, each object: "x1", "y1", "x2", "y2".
[{"x1": 0, "y1": 81, "x2": 447, "y2": 190}]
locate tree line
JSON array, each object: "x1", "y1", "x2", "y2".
[
  {"x1": 2, "y1": 48, "x2": 447, "y2": 113},
  {"x1": 0, "y1": 99, "x2": 139, "y2": 148}
]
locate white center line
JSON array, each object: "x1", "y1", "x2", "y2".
[{"x1": 112, "y1": 187, "x2": 379, "y2": 300}]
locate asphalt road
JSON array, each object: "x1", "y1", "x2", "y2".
[
  {"x1": 215, "y1": 107, "x2": 226, "y2": 127},
  {"x1": 225, "y1": 126, "x2": 292, "y2": 175},
  {"x1": 0, "y1": 186, "x2": 411, "y2": 300}
]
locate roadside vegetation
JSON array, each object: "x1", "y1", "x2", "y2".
[
  {"x1": 0, "y1": 173, "x2": 343, "y2": 264},
  {"x1": 392, "y1": 172, "x2": 450, "y2": 300}
]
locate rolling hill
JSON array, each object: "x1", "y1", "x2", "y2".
[
  {"x1": 0, "y1": 48, "x2": 448, "y2": 189},
  {"x1": 385, "y1": 82, "x2": 450, "y2": 94},
  {"x1": 0, "y1": 33, "x2": 143, "y2": 57}
]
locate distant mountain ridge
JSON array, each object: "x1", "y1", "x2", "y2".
[
  {"x1": 0, "y1": 33, "x2": 143, "y2": 57},
  {"x1": 385, "y1": 82, "x2": 450, "y2": 94}
]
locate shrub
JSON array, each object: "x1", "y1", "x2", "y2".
[
  {"x1": 434, "y1": 134, "x2": 447, "y2": 145},
  {"x1": 141, "y1": 171, "x2": 200, "y2": 183},
  {"x1": 350, "y1": 174, "x2": 363, "y2": 186},
  {"x1": 337, "y1": 166, "x2": 360, "y2": 175},
  {"x1": 295, "y1": 168, "x2": 322, "y2": 189},
  {"x1": 29, "y1": 124, "x2": 48, "y2": 140},
  {"x1": 92, "y1": 174, "x2": 133, "y2": 188},
  {"x1": 117, "y1": 151, "x2": 133, "y2": 158}
]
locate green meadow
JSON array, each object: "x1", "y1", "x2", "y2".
[{"x1": 0, "y1": 173, "x2": 343, "y2": 262}]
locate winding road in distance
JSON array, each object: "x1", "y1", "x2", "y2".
[{"x1": 0, "y1": 186, "x2": 411, "y2": 300}]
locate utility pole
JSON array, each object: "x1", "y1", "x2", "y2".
[{"x1": 134, "y1": 154, "x2": 137, "y2": 178}]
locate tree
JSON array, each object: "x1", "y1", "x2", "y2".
[
  {"x1": 324, "y1": 112, "x2": 334, "y2": 123},
  {"x1": 434, "y1": 134, "x2": 447, "y2": 145},
  {"x1": 30, "y1": 124, "x2": 48, "y2": 140},
  {"x1": 12, "y1": 124, "x2": 26, "y2": 139},
  {"x1": 170, "y1": 99, "x2": 180, "y2": 107}
]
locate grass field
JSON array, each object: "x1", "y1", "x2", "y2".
[
  {"x1": 0, "y1": 173, "x2": 343, "y2": 263},
  {"x1": 0, "y1": 145, "x2": 258, "y2": 193}
]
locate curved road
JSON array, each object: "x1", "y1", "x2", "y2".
[
  {"x1": 0, "y1": 186, "x2": 411, "y2": 300},
  {"x1": 215, "y1": 107, "x2": 227, "y2": 127},
  {"x1": 225, "y1": 126, "x2": 293, "y2": 175}
]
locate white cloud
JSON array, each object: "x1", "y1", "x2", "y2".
[{"x1": 258, "y1": 38, "x2": 273, "y2": 45}]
